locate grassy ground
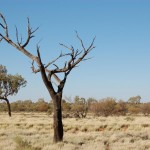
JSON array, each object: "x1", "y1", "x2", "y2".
[{"x1": 0, "y1": 112, "x2": 150, "y2": 150}]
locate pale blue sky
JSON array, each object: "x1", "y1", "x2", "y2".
[{"x1": 0, "y1": 0, "x2": 150, "y2": 102}]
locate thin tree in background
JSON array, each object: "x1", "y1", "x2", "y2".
[
  {"x1": 0, "y1": 13, "x2": 95, "y2": 142},
  {"x1": 0, "y1": 65, "x2": 26, "y2": 116}
]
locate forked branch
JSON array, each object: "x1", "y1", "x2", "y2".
[
  {"x1": 0, "y1": 12, "x2": 95, "y2": 94},
  {"x1": 52, "y1": 33, "x2": 96, "y2": 73},
  {"x1": 22, "y1": 18, "x2": 39, "y2": 48},
  {"x1": 0, "y1": 13, "x2": 9, "y2": 38},
  {"x1": 0, "y1": 13, "x2": 38, "y2": 63}
]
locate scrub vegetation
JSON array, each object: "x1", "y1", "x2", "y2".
[
  {"x1": 0, "y1": 96, "x2": 150, "y2": 150},
  {"x1": 0, "y1": 112, "x2": 150, "y2": 150}
]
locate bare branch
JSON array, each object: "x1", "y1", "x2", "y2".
[
  {"x1": 0, "y1": 13, "x2": 9, "y2": 37},
  {"x1": 59, "y1": 43, "x2": 72, "y2": 51},
  {"x1": 82, "y1": 57, "x2": 93, "y2": 61},
  {"x1": 54, "y1": 36, "x2": 95, "y2": 72},
  {"x1": 44, "y1": 52, "x2": 70, "y2": 69},
  {"x1": 0, "y1": 23, "x2": 5, "y2": 29},
  {"x1": 74, "y1": 49, "x2": 82, "y2": 58},
  {"x1": 21, "y1": 17, "x2": 39, "y2": 48},
  {"x1": 0, "y1": 12, "x2": 95, "y2": 99},
  {"x1": 76, "y1": 30, "x2": 96, "y2": 53},
  {"x1": 0, "y1": 14, "x2": 38, "y2": 63},
  {"x1": 59, "y1": 43, "x2": 75, "y2": 59},
  {"x1": 15, "y1": 26, "x2": 22, "y2": 46},
  {"x1": 75, "y1": 31, "x2": 86, "y2": 52},
  {"x1": 53, "y1": 64, "x2": 59, "y2": 69},
  {"x1": 27, "y1": 18, "x2": 39, "y2": 35},
  {"x1": 30, "y1": 60, "x2": 40, "y2": 73},
  {"x1": 52, "y1": 73, "x2": 61, "y2": 83},
  {"x1": 36, "y1": 46, "x2": 57, "y2": 96},
  {"x1": 37, "y1": 45, "x2": 42, "y2": 64},
  {"x1": 57, "y1": 69, "x2": 72, "y2": 92},
  {"x1": 64, "y1": 61, "x2": 67, "y2": 68},
  {"x1": 0, "y1": 36, "x2": 3, "y2": 42},
  {"x1": 45, "y1": 55, "x2": 61, "y2": 69},
  {"x1": 86, "y1": 36, "x2": 96, "y2": 52}
]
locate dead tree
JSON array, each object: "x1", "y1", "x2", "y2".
[{"x1": 0, "y1": 13, "x2": 95, "y2": 143}]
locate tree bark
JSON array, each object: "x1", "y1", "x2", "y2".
[
  {"x1": 5, "y1": 98, "x2": 11, "y2": 117},
  {"x1": 38, "y1": 61, "x2": 63, "y2": 143},
  {"x1": 52, "y1": 94, "x2": 63, "y2": 143}
]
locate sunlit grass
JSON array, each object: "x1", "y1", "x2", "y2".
[{"x1": 0, "y1": 112, "x2": 150, "y2": 150}]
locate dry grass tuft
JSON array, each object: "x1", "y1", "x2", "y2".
[{"x1": 0, "y1": 113, "x2": 150, "y2": 150}]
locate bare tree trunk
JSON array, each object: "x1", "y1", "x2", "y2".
[
  {"x1": 53, "y1": 94, "x2": 63, "y2": 143},
  {"x1": 5, "y1": 98, "x2": 11, "y2": 117}
]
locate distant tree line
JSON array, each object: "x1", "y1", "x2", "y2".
[
  {"x1": 0, "y1": 98, "x2": 49, "y2": 113},
  {"x1": 0, "y1": 96, "x2": 150, "y2": 117}
]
